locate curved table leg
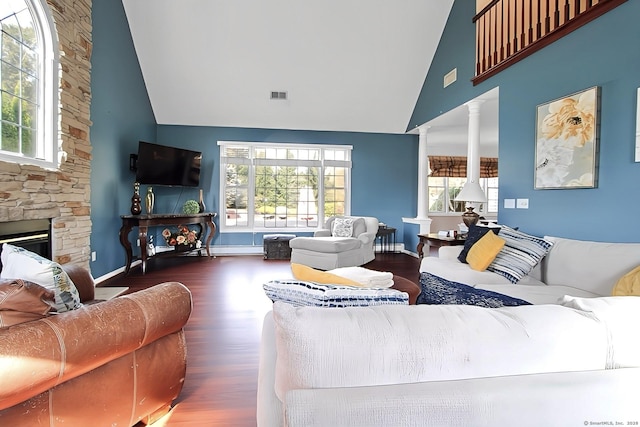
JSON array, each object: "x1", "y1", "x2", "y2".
[
  {"x1": 417, "y1": 238, "x2": 425, "y2": 259},
  {"x1": 204, "y1": 216, "x2": 216, "y2": 258},
  {"x1": 119, "y1": 222, "x2": 134, "y2": 275}
]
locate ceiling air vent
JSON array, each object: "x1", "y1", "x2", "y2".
[{"x1": 270, "y1": 91, "x2": 288, "y2": 100}]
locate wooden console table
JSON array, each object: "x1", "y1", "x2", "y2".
[
  {"x1": 119, "y1": 212, "x2": 217, "y2": 275},
  {"x1": 417, "y1": 233, "x2": 465, "y2": 259}
]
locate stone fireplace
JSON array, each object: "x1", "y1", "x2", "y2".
[{"x1": 0, "y1": 0, "x2": 92, "y2": 270}]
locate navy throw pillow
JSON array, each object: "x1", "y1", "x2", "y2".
[{"x1": 457, "y1": 223, "x2": 501, "y2": 264}]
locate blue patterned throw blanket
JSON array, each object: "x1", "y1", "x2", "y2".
[{"x1": 417, "y1": 272, "x2": 531, "y2": 307}]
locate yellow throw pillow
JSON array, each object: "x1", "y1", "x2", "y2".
[
  {"x1": 291, "y1": 263, "x2": 364, "y2": 287},
  {"x1": 466, "y1": 231, "x2": 506, "y2": 272},
  {"x1": 612, "y1": 265, "x2": 640, "y2": 296}
]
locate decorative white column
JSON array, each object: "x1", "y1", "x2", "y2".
[
  {"x1": 455, "y1": 99, "x2": 487, "y2": 205},
  {"x1": 403, "y1": 126, "x2": 432, "y2": 235},
  {"x1": 454, "y1": 99, "x2": 487, "y2": 229},
  {"x1": 464, "y1": 99, "x2": 484, "y2": 184},
  {"x1": 417, "y1": 127, "x2": 429, "y2": 219}
]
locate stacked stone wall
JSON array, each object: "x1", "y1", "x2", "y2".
[{"x1": 0, "y1": 0, "x2": 92, "y2": 269}]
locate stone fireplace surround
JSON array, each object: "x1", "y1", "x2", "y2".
[{"x1": 0, "y1": 0, "x2": 92, "y2": 271}]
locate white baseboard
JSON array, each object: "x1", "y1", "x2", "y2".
[
  {"x1": 94, "y1": 260, "x2": 140, "y2": 285},
  {"x1": 153, "y1": 244, "x2": 264, "y2": 256},
  {"x1": 212, "y1": 246, "x2": 264, "y2": 256}
]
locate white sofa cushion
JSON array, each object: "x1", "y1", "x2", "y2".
[
  {"x1": 476, "y1": 284, "x2": 600, "y2": 305},
  {"x1": 272, "y1": 301, "x2": 607, "y2": 402},
  {"x1": 543, "y1": 236, "x2": 640, "y2": 296},
  {"x1": 559, "y1": 295, "x2": 640, "y2": 368},
  {"x1": 289, "y1": 236, "x2": 362, "y2": 253},
  {"x1": 284, "y1": 368, "x2": 640, "y2": 427}
]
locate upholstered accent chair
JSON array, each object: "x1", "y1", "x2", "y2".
[{"x1": 289, "y1": 216, "x2": 379, "y2": 270}]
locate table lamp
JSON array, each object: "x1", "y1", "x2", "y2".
[{"x1": 454, "y1": 180, "x2": 487, "y2": 227}]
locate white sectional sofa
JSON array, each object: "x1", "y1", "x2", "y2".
[
  {"x1": 257, "y1": 234, "x2": 640, "y2": 426},
  {"x1": 420, "y1": 235, "x2": 640, "y2": 304},
  {"x1": 257, "y1": 297, "x2": 640, "y2": 426}
]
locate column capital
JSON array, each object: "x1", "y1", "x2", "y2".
[{"x1": 464, "y1": 99, "x2": 485, "y2": 114}]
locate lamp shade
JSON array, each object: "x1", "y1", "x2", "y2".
[{"x1": 455, "y1": 180, "x2": 487, "y2": 203}]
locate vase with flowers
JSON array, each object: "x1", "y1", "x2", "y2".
[{"x1": 162, "y1": 225, "x2": 202, "y2": 251}]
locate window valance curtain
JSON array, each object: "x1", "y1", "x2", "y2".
[{"x1": 428, "y1": 156, "x2": 498, "y2": 178}]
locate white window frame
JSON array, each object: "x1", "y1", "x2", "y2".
[
  {"x1": 0, "y1": 0, "x2": 59, "y2": 169},
  {"x1": 427, "y1": 176, "x2": 498, "y2": 216},
  {"x1": 218, "y1": 141, "x2": 352, "y2": 232}
]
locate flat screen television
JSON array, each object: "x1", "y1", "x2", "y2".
[{"x1": 134, "y1": 141, "x2": 202, "y2": 187}]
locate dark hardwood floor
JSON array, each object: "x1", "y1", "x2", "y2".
[{"x1": 107, "y1": 252, "x2": 421, "y2": 426}]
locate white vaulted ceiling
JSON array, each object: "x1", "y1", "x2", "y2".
[{"x1": 121, "y1": 0, "x2": 455, "y2": 134}]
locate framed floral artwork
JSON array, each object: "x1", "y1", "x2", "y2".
[{"x1": 534, "y1": 86, "x2": 600, "y2": 189}]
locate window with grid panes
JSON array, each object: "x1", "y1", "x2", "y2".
[
  {"x1": 428, "y1": 176, "x2": 498, "y2": 215},
  {"x1": 1, "y1": 0, "x2": 59, "y2": 168},
  {"x1": 219, "y1": 141, "x2": 351, "y2": 231}
]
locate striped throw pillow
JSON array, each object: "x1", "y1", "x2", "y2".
[
  {"x1": 486, "y1": 226, "x2": 553, "y2": 283},
  {"x1": 263, "y1": 280, "x2": 408, "y2": 307}
]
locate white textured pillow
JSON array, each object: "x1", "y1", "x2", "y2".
[
  {"x1": 1, "y1": 244, "x2": 82, "y2": 313},
  {"x1": 559, "y1": 295, "x2": 640, "y2": 368},
  {"x1": 272, "y1": 301, "x2": 607, "y2": 402},
  {"x1": 331, "y1": 217, "x2": 354, "y2": 237},
  {"x1": 487, "y1": 226, "x2": 553, "y2": 283}
]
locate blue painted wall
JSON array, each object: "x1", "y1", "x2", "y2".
[
  {"x1": 90, "y1": 0, "x2": 156, "y2": 277},
  {"x1": 411, "y1": 0, "x2": 640, "y2": 242},
  {"x1": 90, "y1": 0, "x2": 416, "y2": 276},
  {"x1": 90, "y1": 0, "x2": 638, "y2": 277},
  {"x1": 154, "y1": 125, "x2": 417, "y2": 247}
]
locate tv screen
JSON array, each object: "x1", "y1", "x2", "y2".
[{"x1": 135, "y1": 141, "x2": 202, "y2": 187}]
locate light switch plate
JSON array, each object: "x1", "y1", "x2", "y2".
[
  {"x1": 504, "y1": 199, "x2": 515, "y2": 209},
  {"x1": 516, "y1": 198, "x2": 529, "y2": 209}
]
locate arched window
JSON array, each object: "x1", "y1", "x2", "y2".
[{"x1": 0, "y1": 0, "x2": 59, "y2": 169}]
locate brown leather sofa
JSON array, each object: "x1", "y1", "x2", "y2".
[{"x1": 0, "y1": 265, "x2": 192, "y2": 426}]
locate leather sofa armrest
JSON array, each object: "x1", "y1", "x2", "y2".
[
  {"x1": 0, "y1": 281, "x2": 192, "y2": 410},
  {"x1": 61, "y1": 264, "x2": 95, "y2": 303}
]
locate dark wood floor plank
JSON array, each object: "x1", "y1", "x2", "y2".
[{"x1": 107, "y1": 253, "x2": 420, "y2": 426}]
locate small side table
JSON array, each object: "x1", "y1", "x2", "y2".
[
  {"x1": 376, "y1": 226, "x2": 397, "y2": 253},
  {"x1": 417, "y1": 233, "x2": 465, "y2": 258}
]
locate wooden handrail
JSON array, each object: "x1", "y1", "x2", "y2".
[{"x1": 472, "y1": 0, "x2": 627, "y2": 85}]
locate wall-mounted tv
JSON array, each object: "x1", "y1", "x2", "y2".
[{"x1": 134, "y1": 141, "x2": 202, "y2": 187}]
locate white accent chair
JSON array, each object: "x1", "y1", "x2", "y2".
[{"x1": 289, "y1": 216, "x2": 379, "y2": 270}]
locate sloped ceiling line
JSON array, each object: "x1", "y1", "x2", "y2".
[{"x1": 122, "y1": 0, "x2": 454, "y2": 134}]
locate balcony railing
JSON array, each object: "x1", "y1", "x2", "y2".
[{"x1": 473, "y1": 0, "x2": 627, "y2": 85}]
